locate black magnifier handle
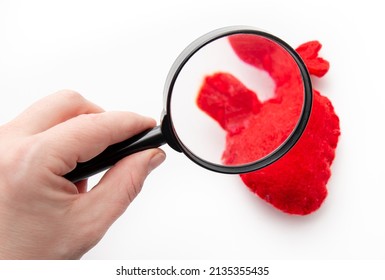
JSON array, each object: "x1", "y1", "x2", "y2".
[{"x1": 64, "y1": 125, "x2": 166, "y2": 183}]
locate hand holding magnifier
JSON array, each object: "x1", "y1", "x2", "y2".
[{"x1": 64, "y1": 26, "x2": 312, "y2": 183}]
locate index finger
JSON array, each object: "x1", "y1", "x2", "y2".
[
  {"x1": 7, "y1": 90, "x2": 104, "y2": 136},
  {"x1": 36, "y1": 111, "x2": 156, "y2": 176}
]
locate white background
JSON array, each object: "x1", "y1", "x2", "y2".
[{"x1": 0, "y1": 0, "x2": 384, "y2": 260}]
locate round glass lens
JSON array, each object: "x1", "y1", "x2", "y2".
[{"x1": 169, "y1": 31, "x2": 309, "y2": 171}]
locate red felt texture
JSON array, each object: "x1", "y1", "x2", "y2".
[{"x1": 196, "y1": 36, "x2": 340, "y2": 215}]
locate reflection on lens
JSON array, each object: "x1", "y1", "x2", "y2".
[{"x1": 170, "y1": 32, "x2": 306, "y2": 167}]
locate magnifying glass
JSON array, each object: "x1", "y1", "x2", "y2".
[{"x1": 64, "y1": 26, "x2": 312, "y2": 183}]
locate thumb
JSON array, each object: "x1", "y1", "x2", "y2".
[{"x1": 77, "y1": 148, "x2": 166, "y2": 232}]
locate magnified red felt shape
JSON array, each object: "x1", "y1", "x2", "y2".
[{"x1": 197, "y1": 36, "x2": 340, "y2": 215}]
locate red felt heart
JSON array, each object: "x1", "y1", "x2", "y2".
[{"x1": 197, "y1": 37, "x2": 340, "y2": 215}]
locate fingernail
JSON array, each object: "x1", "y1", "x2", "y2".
[{"x1": 148, "y1": 151, "x2": 166, "y2": 174}]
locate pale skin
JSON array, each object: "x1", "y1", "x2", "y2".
[{"x1": 0, "y1": 90, "x2": 166, "y2": 259}]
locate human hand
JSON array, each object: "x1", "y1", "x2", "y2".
[{"x1": 0, "y1": 90, "x2": 166, "y2": 259}]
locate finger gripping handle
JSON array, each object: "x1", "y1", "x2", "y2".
[{"x1": 64, "y1": 125, "x2": 165, "y2": 183}]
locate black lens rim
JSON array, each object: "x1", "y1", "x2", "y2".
[{"x1": 162, "y1": 26, "x2": 312, "y2": 174}]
